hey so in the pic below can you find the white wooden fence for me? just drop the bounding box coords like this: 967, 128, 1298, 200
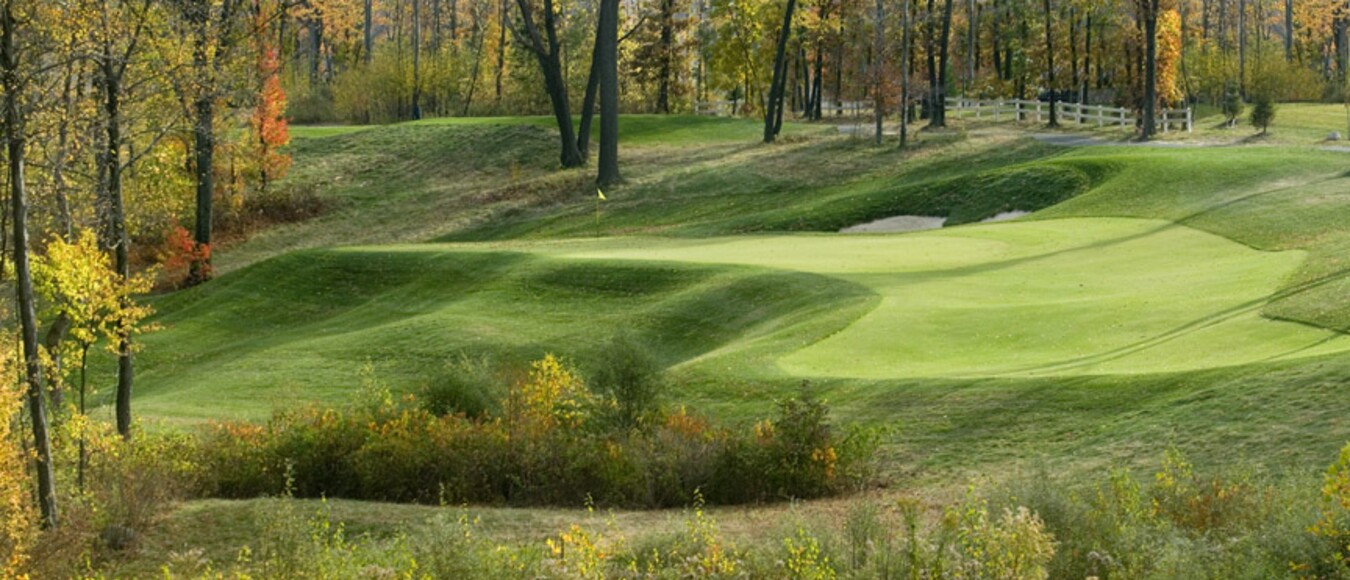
946, 98, 1192, 133
693, 96, 1192, 133
695, 99, 876, 117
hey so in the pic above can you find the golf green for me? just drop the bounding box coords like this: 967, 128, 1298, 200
546, 217, 1347, 377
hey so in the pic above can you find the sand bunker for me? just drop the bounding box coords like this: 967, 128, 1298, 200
840, 215, 946, 233
981, 210, 1030, 223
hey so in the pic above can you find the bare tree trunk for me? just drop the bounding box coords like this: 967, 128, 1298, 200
874, 0, 885, 144
413, 0, 423, 119
365, 0, 374, 63
1142, 0, 1159, 139
932, 0, 954, 126
1044, 0, 1057, 126
495, 0, 507, 105
597, 0, 621, 184
657, 0, 674, 113
966, 0, 975, 95
763, 0, 798, 142
1083, 13, 1092, 101
900, 0, 911, 147
1284, 0, 1292, 61
578, 15, 602, 157
462, 5, 486, 115
1238, 0, 1246, 95
2, 1, 57, 528
515, 0, 583, 166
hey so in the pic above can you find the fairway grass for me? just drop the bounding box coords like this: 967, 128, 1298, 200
131, 215, 1347, 424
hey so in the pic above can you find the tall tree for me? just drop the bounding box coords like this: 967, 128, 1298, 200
873, 0, 885, 144
0, 0, 57, 529
412, 0, 423, 120
763, 0, 798, 142
597, 0, 621, 184
900, 0, 912, 147
93, 0, 156, 439
1141, 0, 1159, 139
170, 0, 247, 286
513, 0, 583, 167
364, 0, 373, 63
1044, 0, 1058, 126
929, 0, 954, 126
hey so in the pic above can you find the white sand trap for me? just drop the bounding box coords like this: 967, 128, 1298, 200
981, 210, 1030, 223
840, 215, 946, 233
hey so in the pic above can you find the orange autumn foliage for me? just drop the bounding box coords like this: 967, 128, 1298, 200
252, 46, 291, 190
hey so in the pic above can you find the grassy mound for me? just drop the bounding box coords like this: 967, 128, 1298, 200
130, 247, 871, 422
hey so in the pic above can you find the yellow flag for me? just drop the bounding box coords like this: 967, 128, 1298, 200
597, 188, 607, 201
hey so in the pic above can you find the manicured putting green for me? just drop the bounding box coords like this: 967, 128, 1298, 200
547, 218, 1348, 377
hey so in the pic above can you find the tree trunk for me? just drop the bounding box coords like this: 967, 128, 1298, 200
516, 0, 583, 166
598, 0, 621, 184
413, 0, 423, 119
1284, 0, 1292, 61
874, 0, 885, 144
966, 0, 975, 95
763, 0, 798, 142
1044, 0, 1057, 126
932, 0, 954, 126
192, 94, 214, 282
100, 54, 135, 438
657, 0, 674, 113
1142, 0, 1159, 139
495, 0, 507, 105
1083, 13, 1092, 101
900, 0, 911, 147
579, 16, 602, 157
925, 0, 937, 116
462, 8, 486, 115
2, 1, 57, 528
365, 0, 374, 63
1238, 0, 1246, 95
834, 21, 843, 115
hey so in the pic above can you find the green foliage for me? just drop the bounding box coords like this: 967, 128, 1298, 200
1222, 82, 1245, 126
420, 353, 500, 418
1251, 93, 1277, 134
586, 333, 666, 429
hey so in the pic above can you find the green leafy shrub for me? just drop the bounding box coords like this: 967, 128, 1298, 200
586, 333, 666, 430
1222, 82, 1245, 127
420, 354, 500, 419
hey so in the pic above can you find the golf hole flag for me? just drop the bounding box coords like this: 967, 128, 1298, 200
597, 188, 607, 201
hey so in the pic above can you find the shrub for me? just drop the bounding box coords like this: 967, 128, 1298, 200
587, 333, 666, 430
420, 353, 500, 418
1222, 82, 1244, 127
1250, 93, 1276, 134
195, 358, 875, 508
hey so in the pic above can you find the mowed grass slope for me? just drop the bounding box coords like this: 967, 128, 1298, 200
123, 116, 1350, 482
132, 247, 871, 422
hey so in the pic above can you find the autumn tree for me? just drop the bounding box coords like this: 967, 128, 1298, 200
1, 0, 58, 529
34, 230, 155, 490
252, 4, 292, 192
86, 0, 160, 439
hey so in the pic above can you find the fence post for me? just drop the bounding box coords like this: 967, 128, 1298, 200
1186, 108, 1193, 133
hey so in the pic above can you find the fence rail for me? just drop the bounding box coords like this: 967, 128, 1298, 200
946, 98, 1192, 133
692, 97, 1192, 133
